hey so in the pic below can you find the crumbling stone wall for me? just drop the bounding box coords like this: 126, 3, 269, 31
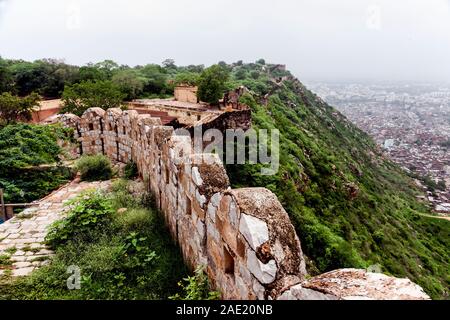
58, 108, 430, 300
174, 85, 199, 104
61, 107, 307, 299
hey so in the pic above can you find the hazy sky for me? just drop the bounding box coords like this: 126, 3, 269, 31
0, 0, 449, 82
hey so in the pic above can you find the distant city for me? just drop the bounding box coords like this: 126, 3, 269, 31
308, 82, 450, 215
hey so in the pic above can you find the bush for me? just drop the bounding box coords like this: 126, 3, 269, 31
124, 161, 138, 179
75, 155, 113, 181
46, 190, 114, 247
0, 123, 74, 203
169, 266, 220, 300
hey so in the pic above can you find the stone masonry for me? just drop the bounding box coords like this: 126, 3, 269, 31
55, 107, 430, 300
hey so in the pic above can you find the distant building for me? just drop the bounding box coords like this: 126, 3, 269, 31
32, 99, 62, 123
174, 85, 198, 104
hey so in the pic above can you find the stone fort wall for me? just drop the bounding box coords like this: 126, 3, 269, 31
56, 107, 430, 300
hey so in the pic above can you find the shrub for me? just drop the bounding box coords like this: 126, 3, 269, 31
75, 154, 113, 181
0, 123, 74, 203
124, 161, 138, 179
46, 190, 114, 247
169, 266, 220, 300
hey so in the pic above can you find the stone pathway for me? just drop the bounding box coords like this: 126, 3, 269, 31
0, 179, 111, 277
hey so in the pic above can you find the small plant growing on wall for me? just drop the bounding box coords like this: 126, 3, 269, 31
169, 266, 220, 300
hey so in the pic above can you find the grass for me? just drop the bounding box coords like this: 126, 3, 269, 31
29, 256, 49, 263
4, 247, 17, 255
0, 254, 12, 268
0, 179, 189, 300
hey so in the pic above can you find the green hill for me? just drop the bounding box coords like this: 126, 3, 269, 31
225, 62, 449, 299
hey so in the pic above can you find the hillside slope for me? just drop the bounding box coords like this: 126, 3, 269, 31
225, 62, 449, 299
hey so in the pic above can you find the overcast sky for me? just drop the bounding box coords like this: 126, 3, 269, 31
0, 0, 449, 82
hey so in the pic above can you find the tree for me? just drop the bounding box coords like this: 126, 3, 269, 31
9, 61, 49, 96
250, 71, 260, 79
112, 69, 145, 100
8, 59, 79, 98
185, 64, 205, 73
235, 69, 247, 80
162, 58, 176, 70
0, 57, 13, 93
139, 64, 168, 95
94, 60, 119, 79
0, 92, 41, 124
78, 65, 108, 82
197, 65, 229, 105
61, 80, 125, 116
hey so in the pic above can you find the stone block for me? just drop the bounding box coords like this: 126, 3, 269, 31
247, 249, 277, 284
239, 213, 269, 251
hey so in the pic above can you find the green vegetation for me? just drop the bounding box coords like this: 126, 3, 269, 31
0, 92, 41, 125
112, 69, 146, 100
124, 161, 139, 180
4, 58, 78, 97
0, 57, 196, 110
197, 65, 230, 105
46, 190, 115, 247
75, 155, 113, 182
61, 80, 125, 116
420, 175, 447, 193
0, 255, 12, 269
0, 180, 189, 300
173, 72, 200, 86
224, 62, 449, 299
1, 56, 448, 299
0, 123, 73, 203
169, 266, 220, 300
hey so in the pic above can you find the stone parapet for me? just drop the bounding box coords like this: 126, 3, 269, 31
57, 107, 430, 300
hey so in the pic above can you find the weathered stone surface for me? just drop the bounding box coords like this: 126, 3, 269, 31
278, 284, 338, 300
239, 213, 269, 251
252, 278, 266, 300
247, 249, 277, 284
210, 193, 221, 208
191, 166, 203, 186
207, 203, 217, 222
302, 269, 431, 300
12, 267, 34, 277
46, 107, 431, 301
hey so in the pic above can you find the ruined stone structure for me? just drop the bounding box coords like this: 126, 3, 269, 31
174, 85, 199, 104
128, 99, 221, 126
56, 107, 430, 300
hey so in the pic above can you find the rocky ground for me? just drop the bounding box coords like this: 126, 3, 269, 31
0, 179, 111, 277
